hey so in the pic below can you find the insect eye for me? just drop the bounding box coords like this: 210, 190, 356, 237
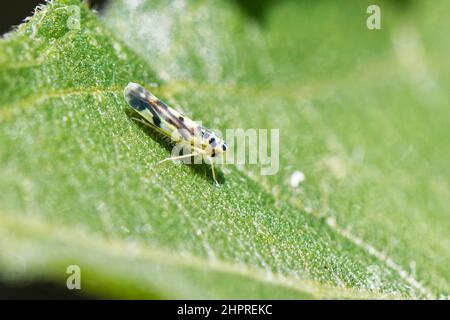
222, 144, 227, 151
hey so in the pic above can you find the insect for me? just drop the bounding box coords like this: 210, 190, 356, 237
123, 82, 227, 185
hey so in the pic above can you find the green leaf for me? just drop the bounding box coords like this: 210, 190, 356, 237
0, 0, 448, 299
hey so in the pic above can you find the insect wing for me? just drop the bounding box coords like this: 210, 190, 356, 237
124, 83, 178, 138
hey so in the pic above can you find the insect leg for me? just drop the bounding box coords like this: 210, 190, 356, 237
210, 161, 220, 186
131, 117, 153, 128
158, 153, 199, 165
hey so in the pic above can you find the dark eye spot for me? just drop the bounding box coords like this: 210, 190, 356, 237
209, 137, 215, 144
178, 116, 184, 122
222, 144, 227, 151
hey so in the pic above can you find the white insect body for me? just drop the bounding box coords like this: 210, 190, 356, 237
124, 82, 227, 185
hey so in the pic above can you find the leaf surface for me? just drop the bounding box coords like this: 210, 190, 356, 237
0, 0, 449, 298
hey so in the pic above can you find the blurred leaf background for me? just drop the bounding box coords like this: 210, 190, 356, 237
0, 0, 449, 299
